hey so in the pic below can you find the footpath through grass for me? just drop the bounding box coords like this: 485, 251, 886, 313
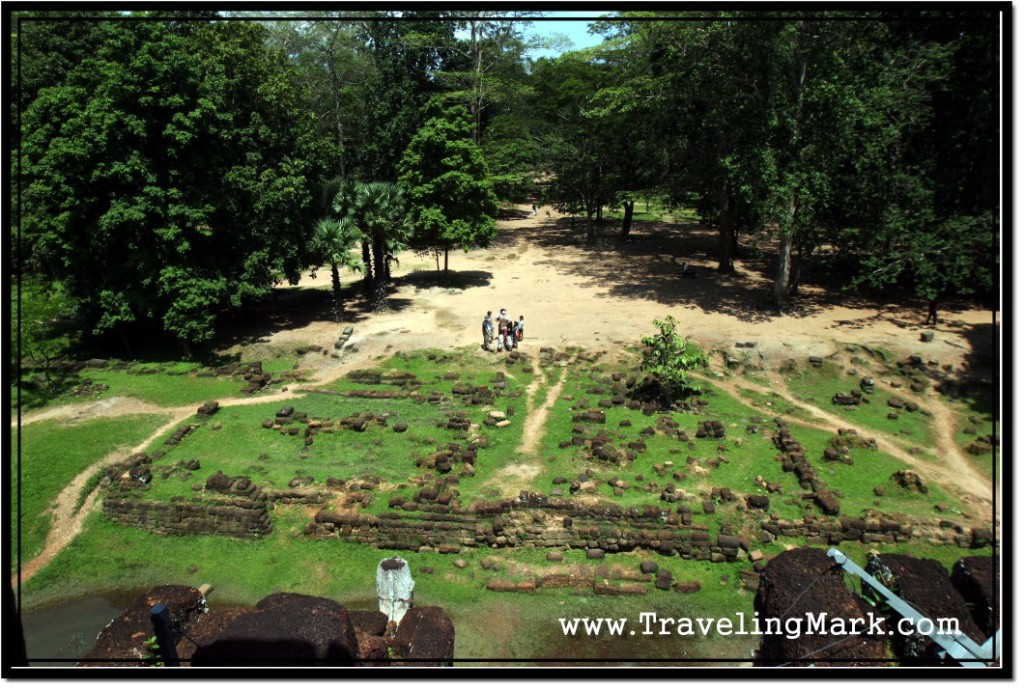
12, 413, 173, 569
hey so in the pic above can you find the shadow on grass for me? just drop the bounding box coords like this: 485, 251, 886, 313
938, 320, 999, 420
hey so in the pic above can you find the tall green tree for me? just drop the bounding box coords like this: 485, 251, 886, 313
310, 217, 363, 321
530, 52, 616, 243
19, 19, 326, 353
333, 181, 408, 312
612, 12, 997, 306
584, 25, 670, 240
13, 11, 113, 114
355, 13, 460, 182
834, 16, 997, 302
604, 17, 772, 266
264, 17, 369, 192
399, 103, 498, 273
437, 11, 534, 144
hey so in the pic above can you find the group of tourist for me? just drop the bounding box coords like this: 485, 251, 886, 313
482, 308, 524, 352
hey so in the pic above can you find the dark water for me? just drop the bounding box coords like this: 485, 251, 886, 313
19, 592, 139, 667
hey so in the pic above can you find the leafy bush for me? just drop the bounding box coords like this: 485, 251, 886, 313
639, 316, 708, 404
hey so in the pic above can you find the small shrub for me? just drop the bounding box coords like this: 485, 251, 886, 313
638, 317, 708, 404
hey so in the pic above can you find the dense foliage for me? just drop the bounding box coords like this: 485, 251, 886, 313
399, 103, 499, 272
12, 10, 1000, 356
18, 18, 325, 353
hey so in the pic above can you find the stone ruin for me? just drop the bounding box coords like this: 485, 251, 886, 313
823, 429, 877, 464
754, 549, 998, 667
772, 419, 841, 516
79, 583, 454, 667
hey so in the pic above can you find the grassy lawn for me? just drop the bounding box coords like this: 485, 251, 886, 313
14, 343, 998, 663
27, 508, 750, 661
12, 414, 174, 568
130, 348, 533, 508
600, 198, 702, 225
784, 360, 937, 452
14, 355, 305, 413
947, 390, 999, 482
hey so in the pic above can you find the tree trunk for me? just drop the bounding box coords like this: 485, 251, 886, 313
371, 233, 388, 311
361, 240, 373, 297
177, 337, 192, 361
330, 261, 343, 321
788, 258, 802, 297
773, 231, 794, 310
443, 248, 449, 273
585, 207, 596, 244
472, 20, 483, 145
619, 200, 635, 240
717, 177, 734, 273
117, 326, 134, 359
332, 88, 346, 180
717, 228, 735, 274
596, 205, 604, 224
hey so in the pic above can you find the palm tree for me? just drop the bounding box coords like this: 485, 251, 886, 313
311, 217, 363, 321
334, 181, 408, 312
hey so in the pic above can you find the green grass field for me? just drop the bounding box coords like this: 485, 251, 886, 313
12, 343, 997, 663
12, 414, 173, 566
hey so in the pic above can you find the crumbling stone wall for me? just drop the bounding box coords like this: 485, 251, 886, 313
759, 515, 990, 550
102, 496, 272, 539
772, 420, 840, 515
102, 467, 272, 539
308, 492, 735, 561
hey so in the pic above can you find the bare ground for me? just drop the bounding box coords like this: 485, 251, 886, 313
13, 203, 999, 584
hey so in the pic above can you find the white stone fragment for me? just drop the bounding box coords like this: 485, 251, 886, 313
377, 556, 415, 624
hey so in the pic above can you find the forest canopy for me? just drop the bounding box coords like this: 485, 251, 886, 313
11, 9, 1001, 356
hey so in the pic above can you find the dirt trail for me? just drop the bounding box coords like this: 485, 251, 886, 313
13, 202, 999, 584
484, 367, 567, 494
13, 396, 173, 428
517, 368, 567, 457
13, 413, 187, 586
694, 370, 995, 515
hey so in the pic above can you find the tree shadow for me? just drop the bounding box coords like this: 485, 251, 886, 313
499, 216, 995, 332
496, 207, 532, 221
393, 269, 494, 291
212, 283, 414, 349
502, 218, 805, 324
934, 318, 999, 420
